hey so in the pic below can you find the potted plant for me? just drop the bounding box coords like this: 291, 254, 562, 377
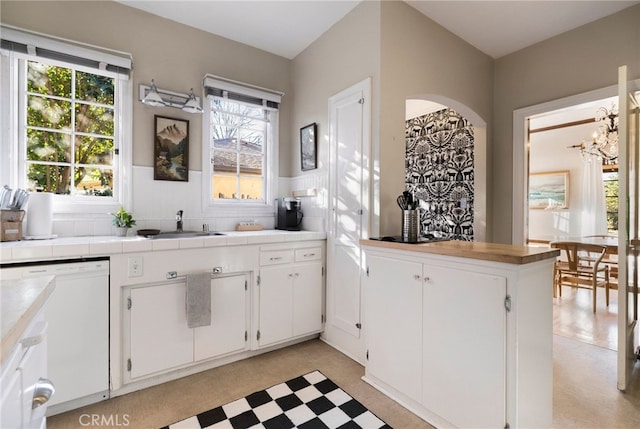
110, 207, 136, 237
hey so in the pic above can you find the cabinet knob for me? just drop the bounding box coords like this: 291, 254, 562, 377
414, 274, 421, 281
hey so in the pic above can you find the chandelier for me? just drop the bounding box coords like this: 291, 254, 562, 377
570, 103, 619, 163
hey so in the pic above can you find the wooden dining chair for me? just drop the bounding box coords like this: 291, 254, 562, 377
583, 235, 619, 302
550, 241, 610, 313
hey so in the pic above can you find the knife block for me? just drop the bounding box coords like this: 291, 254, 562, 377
1, 210, 25, 242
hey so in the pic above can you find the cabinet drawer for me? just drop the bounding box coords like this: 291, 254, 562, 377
260, 250, 294, 266
295, 247, 322, 262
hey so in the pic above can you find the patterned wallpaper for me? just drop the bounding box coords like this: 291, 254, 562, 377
405, 108, 475, 241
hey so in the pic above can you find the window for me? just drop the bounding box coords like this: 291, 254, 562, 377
209, 98, 267, 200
603, 165, 619, 233
25, 60, 116, 197
1, 25, 132, 213
203, 75, 282, 210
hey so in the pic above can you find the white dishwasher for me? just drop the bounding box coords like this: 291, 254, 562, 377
2, 258, 110, 415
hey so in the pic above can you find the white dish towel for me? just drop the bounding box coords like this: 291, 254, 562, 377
186, 272, 211, 328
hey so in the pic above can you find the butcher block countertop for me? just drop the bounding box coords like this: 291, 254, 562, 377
360, 239, 559, 265
1, 275, 55, 365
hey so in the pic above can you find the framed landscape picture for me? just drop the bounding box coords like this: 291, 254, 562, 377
529, 170, 569, 209
154, 115, 189, 182
300, 122, 317, 171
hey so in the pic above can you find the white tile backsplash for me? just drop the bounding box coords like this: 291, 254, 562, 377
47, 166, 328, 237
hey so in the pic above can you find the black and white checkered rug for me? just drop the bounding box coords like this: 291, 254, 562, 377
162, 370, 391, 429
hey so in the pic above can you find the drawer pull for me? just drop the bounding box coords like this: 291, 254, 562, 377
303, 253, 316, 257
32, 378, 55, 409
270, 256, 282, 261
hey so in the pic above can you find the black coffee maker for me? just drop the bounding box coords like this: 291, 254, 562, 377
275, 198, 303, 230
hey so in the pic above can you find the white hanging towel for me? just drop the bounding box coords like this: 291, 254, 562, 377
186, 272, 211, 328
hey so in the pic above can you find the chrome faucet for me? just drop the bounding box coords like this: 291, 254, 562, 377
176, 210, 184, 232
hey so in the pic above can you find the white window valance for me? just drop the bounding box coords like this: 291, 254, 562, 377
203, 74, 283, 109
0, 24, 132, 79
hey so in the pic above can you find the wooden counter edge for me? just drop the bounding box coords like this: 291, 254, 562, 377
1, 275, 56, 366
360, 239, 559, 265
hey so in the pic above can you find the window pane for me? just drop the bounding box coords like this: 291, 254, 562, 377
75, 71, 114, 104
212, 98, 263, 119
27, 129, 71, 163
239, 152, 262, 175
239, 176, 263, 200
212, 175, 237, 199
27, 164, 71, 194
75, 136, 113, 165
213, 151, 237, 173
27, 61, 71, 97
74, 167, 113, 197
27, 95, 72, 129
75, 103, 114, 135
213, 134, 237, 149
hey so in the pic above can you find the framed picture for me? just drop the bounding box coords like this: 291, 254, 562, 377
300, 122, 317, 171
529, 170, 569, 209
154, 115, 189, 182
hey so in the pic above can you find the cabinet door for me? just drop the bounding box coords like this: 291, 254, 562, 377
366, 254, 423, 401
129, 282, 193, 379
194, 275, 248, 361
1, 367, 21, 429
292, 261, 323, 337
422, 265, 506, 428
258, 266, 293, 346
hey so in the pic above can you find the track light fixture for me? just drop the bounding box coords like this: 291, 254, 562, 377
139, 80, 203, 113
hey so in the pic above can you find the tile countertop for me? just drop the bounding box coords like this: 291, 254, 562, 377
1, 275, 55, 365
0, 230, 326, 264
361, 239, 560, 265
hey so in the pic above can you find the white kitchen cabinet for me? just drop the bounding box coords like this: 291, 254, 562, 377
366, 254, 423, 400
127, 273, 249, 380
258, 247, 323, 347
129, 281, 194, 379
362, 244, 553, 429
1, 344, 24, 429
194, 274, 249, 361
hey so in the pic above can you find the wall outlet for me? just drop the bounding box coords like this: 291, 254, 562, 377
128, 256, 143, 277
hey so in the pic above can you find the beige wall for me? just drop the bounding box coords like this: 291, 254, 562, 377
5, 1, 637, 241
378, 0, 493, 235
1, 0, 293, 174
493, 4, 640, 243
290, 0, 381, 177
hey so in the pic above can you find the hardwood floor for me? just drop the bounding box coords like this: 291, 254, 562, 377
553, 285, 620, 350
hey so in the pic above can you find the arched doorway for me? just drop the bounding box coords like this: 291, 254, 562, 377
406, 96, 487, 241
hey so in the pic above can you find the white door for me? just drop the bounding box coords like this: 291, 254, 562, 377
617, 65, 640, 390
422, 265, 506, 428
327, 78, 371, 351
194, 274, 248, 361
129, 282, 194, 379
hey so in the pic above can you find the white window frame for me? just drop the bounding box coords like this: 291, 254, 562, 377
0, 25, 132, 215
201, 75, 281, 218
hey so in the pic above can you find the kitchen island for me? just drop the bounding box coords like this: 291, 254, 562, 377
360, 239, 558, 429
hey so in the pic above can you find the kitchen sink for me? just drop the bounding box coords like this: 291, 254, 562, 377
148, 231, 225, 239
